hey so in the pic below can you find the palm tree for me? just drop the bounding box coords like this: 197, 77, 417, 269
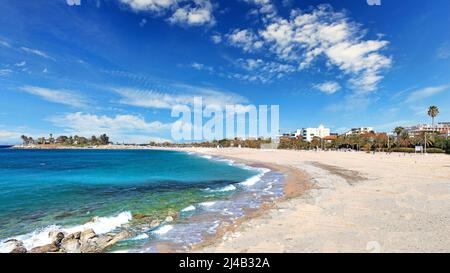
428, 106, 439, 126
21, 135, 28, 145
399, 131, 412, 147
393, 127, 405, 147
393, 127, 404, 136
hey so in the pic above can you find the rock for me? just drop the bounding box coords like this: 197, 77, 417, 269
133, 213, 147, 219
60, 238, 81, 253
106, 230, 131, 246
89, 216, 100, 222
10, 246, 27, 253
164, 216, 174, 222
4, 239, 26, 253
80, 229, 96, 242
150, 220, 161, 228
79, 230, 131, 253
73, 231, 81, 240
167, 210, 178, 219
79, 241, 101, 253
49, 231, 65, 244
30, 242, 60, 253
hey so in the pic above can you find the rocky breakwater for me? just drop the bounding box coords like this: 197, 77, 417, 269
4, 210, 179, 253
4, 229, 131, 253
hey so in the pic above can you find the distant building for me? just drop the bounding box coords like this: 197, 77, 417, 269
345, 127, 374, 136
405, 122, 450, 136
322, 135, 338, 143
300, 124, 331, 142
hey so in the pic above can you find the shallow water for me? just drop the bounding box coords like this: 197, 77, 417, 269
0, 149, 284, 252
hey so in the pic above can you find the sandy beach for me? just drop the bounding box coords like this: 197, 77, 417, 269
175, 148, 450, 253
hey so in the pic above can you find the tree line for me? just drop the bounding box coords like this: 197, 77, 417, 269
20, 134, 110, 146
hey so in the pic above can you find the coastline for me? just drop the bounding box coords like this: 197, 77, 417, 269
4, 147, 450, 252
0, 148, 306, 253
184, 156, 313, 252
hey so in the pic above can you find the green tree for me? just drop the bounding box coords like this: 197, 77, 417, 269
398, 131, 412, 147
20, 135, 28, 145
56, 136, 68, 144
99, 134, 110, 145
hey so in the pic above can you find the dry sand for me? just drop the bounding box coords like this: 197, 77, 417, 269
181, 148, 450, 253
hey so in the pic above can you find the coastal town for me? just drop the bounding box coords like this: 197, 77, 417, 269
14, 106, 450, 155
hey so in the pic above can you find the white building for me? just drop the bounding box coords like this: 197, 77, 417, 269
405, 122, 450, 136
300, 124, 331, 142
345, 127, 374, 136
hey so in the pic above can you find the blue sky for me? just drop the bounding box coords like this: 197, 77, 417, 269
1, 0, 450, 144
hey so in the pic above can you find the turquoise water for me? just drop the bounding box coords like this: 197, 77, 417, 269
0, 149, 259, 248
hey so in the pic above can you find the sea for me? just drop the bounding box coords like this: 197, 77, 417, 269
0, 149, 285, 252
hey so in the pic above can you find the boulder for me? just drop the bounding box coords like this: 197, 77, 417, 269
80, 229, 96, 242
79, 230, 131, 253
150, 220, 161, 228
49, 231, 65, 244
164, 216, 174, 222
167, 210, 178, 219
73, 231, 81, 240
133, 213, 147, 219
10, 246, 27, 253
4, 239, 27, 253
30, 242, 60, 253
60, 238, 81, 253
106, 230, 131, 246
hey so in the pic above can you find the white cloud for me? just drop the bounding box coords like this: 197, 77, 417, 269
406, 85, 450, 103
313, 81, 341, 94
0, 130, 22, 143
119, 0, 215, 26
189, 62, 213, 72
0, 69, 13, 76
437, 42, 450, 60
0, 40, 11, 48
139, 18, 147, 26
229, 58, 296, 83
227, 29, 263, 52
225, 4, 391, 92
21, 47, 53, 60
15, 61, 26, 67
118, 0, 177, 12
211, 34, 222, 44
114, 84, 248, 109
50, 112, 172, 144
168, 0, 214, 26
243, 0, 277, 20
21, 86, 88, 108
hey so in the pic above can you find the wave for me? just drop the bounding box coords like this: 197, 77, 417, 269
205, 184, 237, 192
240, 168, 270, 187
130, 233, 149, 241
152, 225, 173, 235
181, 205, 196, 212
199, 201, 216, 207
0, 211, 132, 252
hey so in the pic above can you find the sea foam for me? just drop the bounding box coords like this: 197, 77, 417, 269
152, 225, 173, 235
181, 205, 196, 212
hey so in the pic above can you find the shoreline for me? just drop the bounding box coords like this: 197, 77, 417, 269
177, 148, 450, 253
1, 148, 304, 253
3, 147, 450, 252
183, 154, 313, 252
